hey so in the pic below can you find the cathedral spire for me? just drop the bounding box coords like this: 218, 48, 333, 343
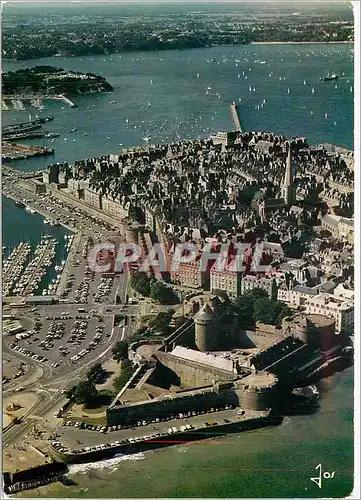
283, 142, 292, 187
281, 141, 296, 205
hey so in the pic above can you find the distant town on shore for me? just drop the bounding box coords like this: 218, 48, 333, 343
2, 7, 353, 61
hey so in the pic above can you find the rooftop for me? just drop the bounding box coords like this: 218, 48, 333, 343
171, 346, 235, 373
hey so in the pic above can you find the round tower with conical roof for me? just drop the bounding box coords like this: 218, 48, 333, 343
194, 303, 214, 352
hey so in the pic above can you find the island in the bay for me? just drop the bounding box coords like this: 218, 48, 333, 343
2, 66, 113, 98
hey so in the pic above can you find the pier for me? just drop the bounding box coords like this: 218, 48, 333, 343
56, 232, 83, 297
230, 102, 242, 132
2, 142, 54, 162
52, 94, 77, 108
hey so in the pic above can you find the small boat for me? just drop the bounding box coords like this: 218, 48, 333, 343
311, 88, 315, 94
109, 100, 117, 104
323, 73, 338, 82
69, 128, 77, 133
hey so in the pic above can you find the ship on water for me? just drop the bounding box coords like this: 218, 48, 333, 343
14, 201, 25, 209
322, 73, 339, 82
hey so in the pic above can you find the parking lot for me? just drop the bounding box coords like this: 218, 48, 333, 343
52, 405, 259, 454
6, 307, 114, 374
61, 254, 119, 307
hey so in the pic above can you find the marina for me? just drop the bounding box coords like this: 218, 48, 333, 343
12, 236, 57, 296
2, 242, 32, 297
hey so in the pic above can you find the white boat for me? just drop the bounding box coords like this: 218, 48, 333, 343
44, 219, 49, 224
312, 88, 315, 94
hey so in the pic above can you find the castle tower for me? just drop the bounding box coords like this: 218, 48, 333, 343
194, 303, 214, 352
281, 142, 296, 206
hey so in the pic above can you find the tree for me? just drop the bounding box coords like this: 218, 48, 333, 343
130, 272, 151, 296
234, 288, 290, 327
87, 362, 106, 384
112, 340, 128, 361
66, 385, 77, 400
72, 380, 98, 407
150, 281, 178, 304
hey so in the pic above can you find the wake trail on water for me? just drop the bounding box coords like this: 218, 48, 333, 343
67, 452, 147, 475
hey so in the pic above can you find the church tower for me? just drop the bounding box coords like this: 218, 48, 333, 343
281, 142, 296, 206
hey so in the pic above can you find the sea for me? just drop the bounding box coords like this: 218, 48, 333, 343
2, 38, 354, 498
